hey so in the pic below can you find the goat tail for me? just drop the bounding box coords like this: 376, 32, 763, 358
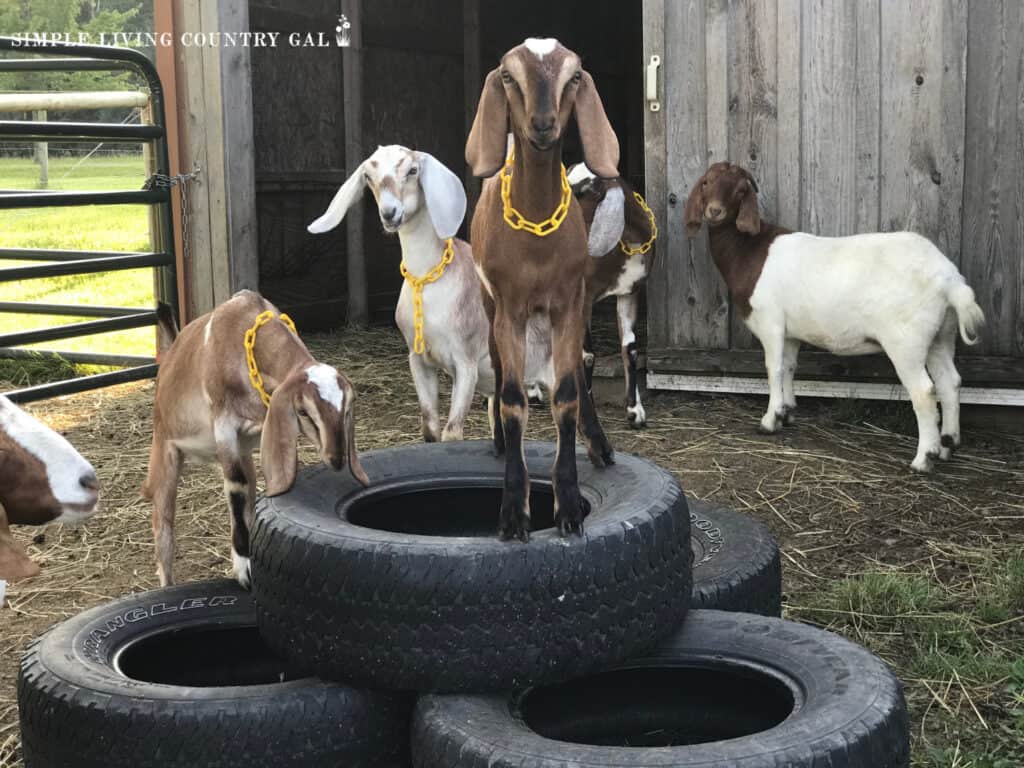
155, 302, 179, 354
948, 281, 985, 346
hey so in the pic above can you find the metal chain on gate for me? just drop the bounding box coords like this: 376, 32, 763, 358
144, 165, 202, 266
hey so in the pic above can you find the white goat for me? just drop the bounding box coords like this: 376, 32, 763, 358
308, 144, 554, 442
685, 162, 985, 473
143, 292, 367, 589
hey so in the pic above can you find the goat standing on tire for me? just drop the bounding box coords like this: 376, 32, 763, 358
466, 38, 617, 541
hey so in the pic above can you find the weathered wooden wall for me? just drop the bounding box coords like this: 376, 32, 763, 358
647, 0, 1024, 385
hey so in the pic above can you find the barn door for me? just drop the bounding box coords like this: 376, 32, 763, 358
642, 0, 732, 384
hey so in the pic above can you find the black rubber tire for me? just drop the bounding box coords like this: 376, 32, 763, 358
412, 610, 910, 768
17, 580, 411, 768
689, 500, 782, 616
252, 440, 692, 693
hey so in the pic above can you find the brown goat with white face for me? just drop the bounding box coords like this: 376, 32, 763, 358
0, 395, 99, 591
143, 290, 367, 588
466, 38, 618, 541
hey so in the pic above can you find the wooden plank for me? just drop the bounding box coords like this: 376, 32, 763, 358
705, 0, 728, 164
938, 0, 968, 264
218, 0, 259, 294
342, 0, 367, 326
646, 348, 1024, 387
775, 0, 800, 229
198, 0, 231, 307
462, 0, 481, 221
174, 0, 213, 318
961, 0, 1024, 357
800, 0, 857, 236
854, 0, 880, 233
647, 373, 1024, 407
879, 0, 966, 264
727, 0, 776, 351
642, 0, 668, 350
661, 0, 730, 350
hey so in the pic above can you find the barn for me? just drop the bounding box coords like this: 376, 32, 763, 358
152, 0, 1024, 407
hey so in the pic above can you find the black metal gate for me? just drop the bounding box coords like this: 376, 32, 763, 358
0, 36, 178, 404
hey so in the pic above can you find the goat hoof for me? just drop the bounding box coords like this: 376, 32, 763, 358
627, 403, 647, 428
555, 493, 589, 537
782, 409, 796, 426
232, 551, 252, 590
910, 456, 934, 474
757, 422, 782, 435
498, 506, 530, 543
938, 446, 952, 461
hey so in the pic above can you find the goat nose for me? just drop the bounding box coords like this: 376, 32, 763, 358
381, 206, 398, 221
80, 471, 99, 492
706, 204, 724, 218
531, 114, 555, 133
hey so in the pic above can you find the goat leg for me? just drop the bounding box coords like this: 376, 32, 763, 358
494, 306, 530, 541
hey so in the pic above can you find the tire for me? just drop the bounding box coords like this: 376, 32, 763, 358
18, 580, 411, 768
412, 610, 909, 768
252, 440, 691, 693
689, 500, 782, 616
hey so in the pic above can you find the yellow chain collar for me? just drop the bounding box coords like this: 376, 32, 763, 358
400, 238, 455, 355
500, 151, 571, 236
244, 310, 297, 407
620, 191, 658, 256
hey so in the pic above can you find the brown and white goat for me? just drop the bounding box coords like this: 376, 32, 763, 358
466, 37, 618, 540
685, 162, 985, 472
0, 395, 99, 592
570, 164, 657, 428
143, 290, 368, 588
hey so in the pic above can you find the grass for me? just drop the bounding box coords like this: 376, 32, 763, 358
0, 154, 156, 377
793, 555, 1024, 767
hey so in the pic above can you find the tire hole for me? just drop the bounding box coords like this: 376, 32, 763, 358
346, 482, 558, 536
519, 663, 795, 746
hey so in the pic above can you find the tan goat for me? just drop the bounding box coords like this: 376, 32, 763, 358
143, 290, 367, 588
466, 37, 618, 541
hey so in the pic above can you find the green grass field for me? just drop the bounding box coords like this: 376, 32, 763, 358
0, 154, 155, 383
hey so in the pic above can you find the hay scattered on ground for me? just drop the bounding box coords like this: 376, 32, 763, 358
1, 326, 1022, 767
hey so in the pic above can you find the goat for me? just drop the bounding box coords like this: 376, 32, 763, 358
685, 161, 985, 473
569, 163, 657, 428
308, 145, 553, 443
143, 291, 368, 588
0, 395, 99, 595
466, 37, 618, 540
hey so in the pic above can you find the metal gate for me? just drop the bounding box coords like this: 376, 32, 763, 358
0, 36, 178, 404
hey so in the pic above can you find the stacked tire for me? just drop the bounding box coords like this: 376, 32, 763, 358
18, 441, 908, 767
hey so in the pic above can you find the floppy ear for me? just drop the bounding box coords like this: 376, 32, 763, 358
466, 68, 508, 178
417, 152, 467, 239
736, 186, 761, 235
260, 381, 299, 496
587, 185, 625, 257
307, 161, 367, 234
684, 175, 706, 238
574, 71, 620, 179
343, 401, 370, 487
0, 502, 40, 582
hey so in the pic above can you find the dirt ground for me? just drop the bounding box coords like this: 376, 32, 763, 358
1, 326, 1022, 767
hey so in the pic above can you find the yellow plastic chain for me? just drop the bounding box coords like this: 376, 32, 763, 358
400, 238, 455, 355
244, 310, 297, 407
500, 152, 571, 237
620, 191, 658, 256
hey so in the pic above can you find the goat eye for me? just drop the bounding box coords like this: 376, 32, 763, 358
297, 408, 309, 419
407, 166, 418, 177
572, 71, 582, 83
500, 71, 513, 84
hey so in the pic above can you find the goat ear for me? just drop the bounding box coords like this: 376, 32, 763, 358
260, 380, 299, 497
343, 400, 370, 487
466, 68, 508, 178
736, 187, 761, 235
684, 175, 705, 238
587, 185, 625, 257
574, 71, 620, 179
307, 162, 367, 234
0, 502, 40, 582
417, 152, 467, 239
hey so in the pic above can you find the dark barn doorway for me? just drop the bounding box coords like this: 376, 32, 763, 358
250, 1, 644, 333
